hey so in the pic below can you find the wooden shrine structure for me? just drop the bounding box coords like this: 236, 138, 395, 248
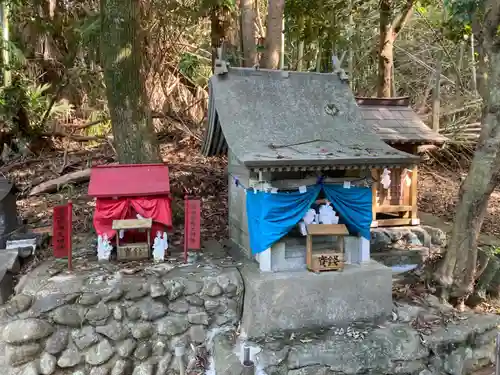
355, 97, 448, 227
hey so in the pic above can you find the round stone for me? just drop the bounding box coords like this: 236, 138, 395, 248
156, 353, 173, 375
51, 306, 85, 327
102, 286, 123, 302
204, 299, 219, 311
3, 318, 54, 344
164, 280, 184, 300
79, 293, 101, 306
124, 286, 148, 301
137, 299, 168, 321
169, 299, 189, 313
85, 339, 115, 366
185, 295, 204, 306
96, 321, 129, 341
156, 316, 189, 336
72, 326, 99, 350
150, 283, 166, 298
45, 329, 69, 355
152, 340, 168, 357
132, 363, 154, 375
132, 322, 154, 339
18, 362, 39, 375
90, 366, 110, 375
39, 352, 57, 375
126, 305, 141, 321
6, 342, 41, 366
202, 280, 222, 297
182, 280, 202, 295
57, 344, 82, 368
189, 325, 207, 344
187, 311, 209, 325
112, 359, 133, 375
6, 294, 32, 315
117, 338, 137, 357
86, 303, 110, 325
134, 341, 151, 361
113, 306, 124, 321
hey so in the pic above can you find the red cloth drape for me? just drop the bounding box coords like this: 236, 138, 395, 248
93, 195, 172, 240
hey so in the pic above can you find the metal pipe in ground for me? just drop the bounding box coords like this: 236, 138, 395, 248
175, 345, 185, 375
242, 346, 255, 375
496, 331, 500, 375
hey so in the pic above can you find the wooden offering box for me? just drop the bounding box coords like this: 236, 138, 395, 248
306, 224, 349, 272
112, 218, 152, 261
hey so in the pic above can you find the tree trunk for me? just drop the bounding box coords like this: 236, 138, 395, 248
210, 6, 237, 70
377, 0, 415, 98
261, 0, 284, 69
100, 0, 161, 164
377, 0, 393, 98
296, 17, 305, 72
240, 0, 256, 67
436, 0, 500, 303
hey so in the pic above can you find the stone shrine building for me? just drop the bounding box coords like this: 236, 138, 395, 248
202, 67, 420, 337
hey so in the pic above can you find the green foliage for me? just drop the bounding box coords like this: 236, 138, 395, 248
443, 0, 483, 42
85, 110, 111, 147
0, 74, 73, 136
178, 52, 210, 87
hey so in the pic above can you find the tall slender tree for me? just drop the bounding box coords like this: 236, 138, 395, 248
261, 0, 284, 69
100, 0, 161, 164
377, 0, 416, 97
436, 0, 500, 308
240, 0, 256, 67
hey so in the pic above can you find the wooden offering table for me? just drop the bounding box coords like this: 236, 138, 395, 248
306, 224, 349, 272
112, 218, 152, 261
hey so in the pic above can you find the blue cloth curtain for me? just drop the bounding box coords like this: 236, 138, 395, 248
246, 184, 372, 254
322, 185, 372, 240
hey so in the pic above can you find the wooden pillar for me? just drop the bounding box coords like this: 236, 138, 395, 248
371, 169, 378, 227
410, 165, 419, 225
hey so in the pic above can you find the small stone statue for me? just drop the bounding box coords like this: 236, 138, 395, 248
152, 232, 164, 262
97, 234, 112, 261
152, 231, 169, 262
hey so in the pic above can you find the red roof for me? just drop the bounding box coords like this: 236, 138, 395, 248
88, 164, 170, 198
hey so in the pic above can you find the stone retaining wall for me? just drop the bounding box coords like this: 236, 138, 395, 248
0, 262, 243, 375
213, 295, 500, 375
370, 226, 447, 268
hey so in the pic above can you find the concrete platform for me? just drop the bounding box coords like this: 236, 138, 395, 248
239, 260, 392, 338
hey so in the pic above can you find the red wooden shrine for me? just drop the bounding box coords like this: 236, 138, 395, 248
87, 164, 173, 245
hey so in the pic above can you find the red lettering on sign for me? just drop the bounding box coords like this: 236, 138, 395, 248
184, 197, 201, 263
52, 202, 73, 270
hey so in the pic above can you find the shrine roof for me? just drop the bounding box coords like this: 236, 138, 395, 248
202, 68, 419, 169
355, 97, 448, 145
88, 164, 170, 198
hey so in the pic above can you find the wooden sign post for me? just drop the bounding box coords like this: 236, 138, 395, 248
53, 201, 73, 271
184, 196, 201, 263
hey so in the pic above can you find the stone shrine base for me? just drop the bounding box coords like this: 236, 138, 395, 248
240, 260, 392, 338
214, 295, 500, 375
